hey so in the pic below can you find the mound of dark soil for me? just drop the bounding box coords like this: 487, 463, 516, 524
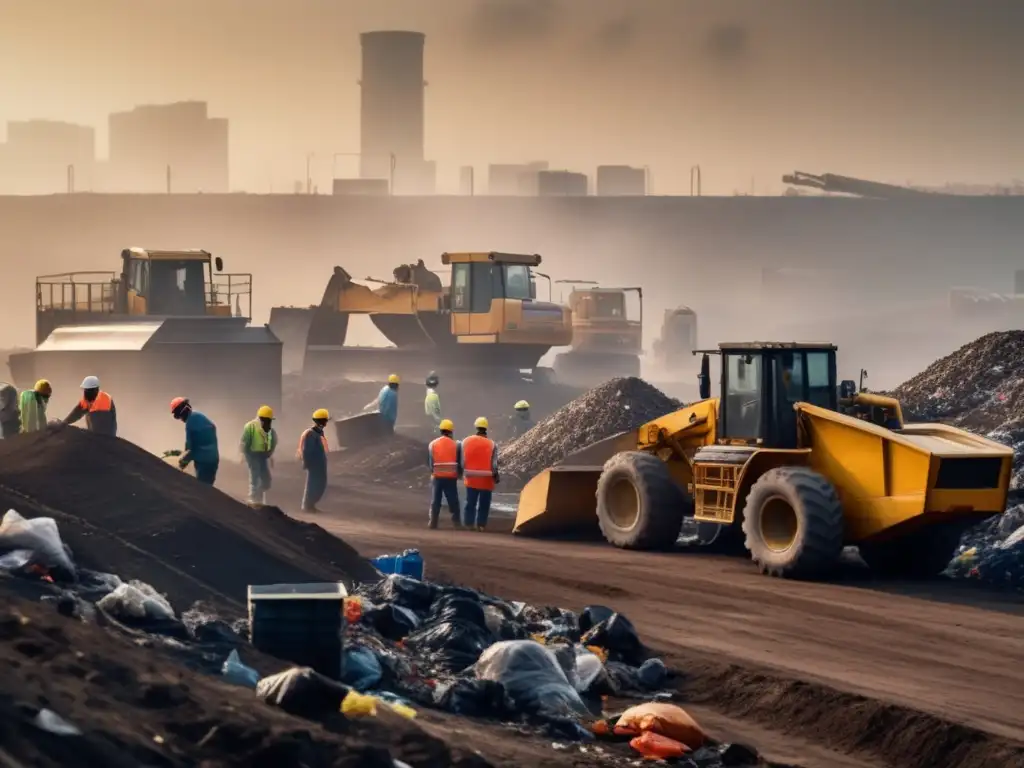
0, 427, 380, 610
499, 378, 680, 485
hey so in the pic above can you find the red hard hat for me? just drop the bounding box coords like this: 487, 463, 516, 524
170, 396, 189, 414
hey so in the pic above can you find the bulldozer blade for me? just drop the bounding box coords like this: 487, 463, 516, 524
268, 306, 317, 375
513, 465, 604, 536
333, 412, 393, 449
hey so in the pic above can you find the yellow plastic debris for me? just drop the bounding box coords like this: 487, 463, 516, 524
341, 690, 417, 720
586, 645, 609, 663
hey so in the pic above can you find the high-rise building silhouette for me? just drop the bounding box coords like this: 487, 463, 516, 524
359, 31, 433, 194
0, 120, 95, 194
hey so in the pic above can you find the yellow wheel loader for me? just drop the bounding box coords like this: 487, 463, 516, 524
552, 283, 643, 385
269, 252, 573, 381
515, 341, 1013, 579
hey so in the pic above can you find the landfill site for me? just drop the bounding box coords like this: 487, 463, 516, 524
4, 236, 1024, 768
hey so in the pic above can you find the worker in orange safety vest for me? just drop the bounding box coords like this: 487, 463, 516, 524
63, 375, 117, 436
461, 417, 499, 532
427, 418, 463, 530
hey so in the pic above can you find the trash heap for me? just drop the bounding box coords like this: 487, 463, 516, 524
947, 505, 1024, 589
500, 378, 681, 486
331, 433, 430, 487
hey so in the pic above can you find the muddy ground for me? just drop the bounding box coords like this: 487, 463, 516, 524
214, 458, 1024, 768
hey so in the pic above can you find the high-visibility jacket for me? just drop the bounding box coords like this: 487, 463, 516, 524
18, 389, 47, 433
68, 391, 117, 436
462, 434, 497, 490
428, 435, 462, 479
240, 419, 277, 455
424, 388, 442, 426
298, 426, 329, 467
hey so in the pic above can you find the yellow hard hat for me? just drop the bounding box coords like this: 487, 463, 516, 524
439, 418, 454, 432
514, 400, 530, 410
474, 416, 489, 429
312, 408, 330, 421
388, 374, 400, 384
34, 379, 52, 396
257, 405, 274, 419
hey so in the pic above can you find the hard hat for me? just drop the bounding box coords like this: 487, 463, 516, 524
34, 379, 52, 396
170, 396, 189, 414
474, 416, 489, 429
439, 418, 454, 432
514, 400, 530, 410
257, 405, 275, 419
80, 375, 100, 390
426, 371, 439, 386
312, 408, 330, 421
388, 374, 400, 384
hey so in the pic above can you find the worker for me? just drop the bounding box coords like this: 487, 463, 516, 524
19, 380, 52, 434
62, 376, 117, 437
510, 400, 533, 438
427, 418, 463, 530
424, 371, 442, 429
240, 405, 277, 505
462, 417, 499, 532
376, 374, 400, 432
0, 382, 19, 438
298, 408, 330, 512
170, 397, 220, 485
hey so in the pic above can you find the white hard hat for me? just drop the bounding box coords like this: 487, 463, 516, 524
80, 375, 100, 389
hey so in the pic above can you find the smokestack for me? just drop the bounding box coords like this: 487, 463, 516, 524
1015, 270, 1024, 296
359, 31, 425, 183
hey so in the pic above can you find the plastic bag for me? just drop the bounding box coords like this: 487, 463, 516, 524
630, 731, 689, 759
427, 595, 489, 629
97, 580, 175, 620
359, 575, 437, 614
579, 605, 614, 635
343, 646, 383, 691
256, 667, 350, 719
580, 612, 644, 665
222, 649, 260, 688
637, 658, 668, 689
342, 690, 417, 719
574, 646, 604, 692
472, 640, 590, 718
0, 510, 75, 578
616, 702, 705, 749
363, 603, 421, 640
0, 549, 33, 572
404, 619, 492, 672
484, 604, 529, 641
433, 678, 514, 717
181, 608, 245, 646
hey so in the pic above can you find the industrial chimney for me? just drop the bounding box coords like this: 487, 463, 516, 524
359, 31, 426, 186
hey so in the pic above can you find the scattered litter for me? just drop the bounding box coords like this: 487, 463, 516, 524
222, 649, 260, 688
31, 708, 82, 736
472, 640, 590, 718
614, 702, 706, 749
342, 690, 417, 720
256, 666, 350, 719
372, 549, 425, 581
97, 580, 175, 621
343, 646, 384, 690
0, 509, 75, 580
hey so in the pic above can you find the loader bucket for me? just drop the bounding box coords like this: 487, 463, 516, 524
513, 429, 640, 536
268, 306, 318, 374
333, 412, 393, 448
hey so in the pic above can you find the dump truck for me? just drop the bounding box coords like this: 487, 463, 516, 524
269, 252, 573, 382
7, 248, 282, 449
514, 341, 1012, 579
551, 282, 643, 384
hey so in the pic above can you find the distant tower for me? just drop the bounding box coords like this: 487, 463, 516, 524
359, 31, 425, 184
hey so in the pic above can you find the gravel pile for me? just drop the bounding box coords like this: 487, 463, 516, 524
499, 378, 681, 484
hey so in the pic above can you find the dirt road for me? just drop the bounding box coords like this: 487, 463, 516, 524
219, 464, 1024, 768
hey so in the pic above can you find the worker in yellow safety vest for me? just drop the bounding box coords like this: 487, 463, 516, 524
298, 408, 330, 512
424, 371, 442, 429
19, 379, 52, 434
240, 405, 277, 505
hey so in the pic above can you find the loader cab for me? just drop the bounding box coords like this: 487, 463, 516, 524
119, 248, 225, 317
717, 342, 838, 449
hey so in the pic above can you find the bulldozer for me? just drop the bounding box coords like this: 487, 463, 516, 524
514, 341, 1012, 579
7, 248, 282, 448
552, 282, 643, 385
269, 252, 573, 382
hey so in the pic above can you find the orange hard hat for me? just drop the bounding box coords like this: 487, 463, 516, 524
170, 397, 189, 415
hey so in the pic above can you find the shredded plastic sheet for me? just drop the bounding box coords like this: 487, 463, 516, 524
0, 509, 75, 577
222, 649, 260, 688
472, 640, 590, 718
96, 580, 175, 620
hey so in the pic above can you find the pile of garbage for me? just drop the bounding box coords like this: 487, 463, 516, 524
947, 506, 1024, 589
500, 378, 681, 486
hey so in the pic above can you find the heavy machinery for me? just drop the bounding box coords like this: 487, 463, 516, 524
782, 170, 939, 199
651, 307, 698, 373
269, 252, 573, 381
7, 248, 282, 448
552, 282, 643, 384
514, 341, 1012, 580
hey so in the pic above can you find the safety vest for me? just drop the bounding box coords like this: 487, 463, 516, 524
462, 434, 496, 490
18, 390, 46, 433
429, 435, 459, 479
79, 391, 112, 412
242, 420, 275, 453
297, 427, 329, 458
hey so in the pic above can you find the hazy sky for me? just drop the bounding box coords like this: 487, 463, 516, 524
2, 0, 1023, 194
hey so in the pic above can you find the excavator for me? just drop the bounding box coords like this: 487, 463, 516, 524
551, 282, 643, 384
7, 248, 282, 448
781, 170, 939, 199
269, 252, 573, 382
514, 341, 1012, 580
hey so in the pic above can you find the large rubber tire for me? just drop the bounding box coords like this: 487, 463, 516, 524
596, 451, 692, 550
858, 523, 964, 579
742, 467, 844, 579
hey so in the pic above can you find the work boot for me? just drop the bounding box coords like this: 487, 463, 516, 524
475, 525, 486, 532
428, 518, 439, 530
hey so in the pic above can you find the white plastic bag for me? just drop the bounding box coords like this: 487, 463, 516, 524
573, 646, 604, 692
0, 510, 75, 576
97, 580, 174, 620
472, 640, 589, 718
